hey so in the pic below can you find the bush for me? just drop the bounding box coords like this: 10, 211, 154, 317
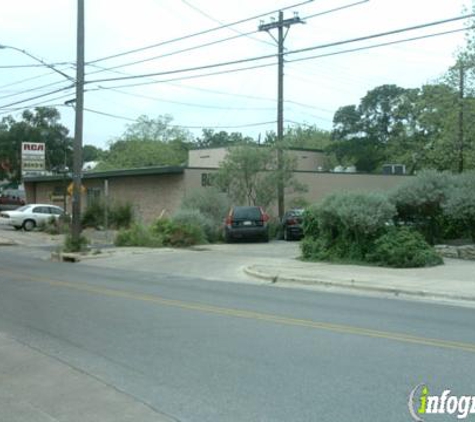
114, 223, 162, 247
151, 218, 207, 247
302, 191, 396, 261
81, 201, 104, 228
109, 202, 134, 229
389, 170, 451, 244
172, 209, 216, 242
367, 227, 443, 268
180, 188, 230, 224
63, 233, 89, 253
82, 201, 134, 229
442, 172, 475, 241
38, 215, 70, 235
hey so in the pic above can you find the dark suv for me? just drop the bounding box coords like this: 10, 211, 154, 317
281, 208, 304, 241
224, 206, 270, 243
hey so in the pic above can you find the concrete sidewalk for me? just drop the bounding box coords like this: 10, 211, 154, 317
0, 333, 175, 422
245, 258, 475, 304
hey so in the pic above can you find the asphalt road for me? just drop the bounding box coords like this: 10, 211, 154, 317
1, 245, 475, 421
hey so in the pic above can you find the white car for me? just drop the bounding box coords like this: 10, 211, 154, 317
0, 204, 65, 231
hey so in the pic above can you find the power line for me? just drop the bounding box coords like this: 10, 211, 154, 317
85, 14, 474, 85
85, 30, 261, 77
0, 85, 74, 109
302, 0, 369, 20
86, 0, 315, 65
0, 80, 73, 101
0, 61, 72, 69
90, 62, 276, 90
287, 26, 472, 64
84, 1, 364, 78
101, 87, 276, 111
181, 0, 274, 47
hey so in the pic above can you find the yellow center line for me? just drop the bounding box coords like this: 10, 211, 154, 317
2, 267, 475, 354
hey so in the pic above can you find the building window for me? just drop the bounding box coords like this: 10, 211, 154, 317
86, 187, 101, 206
201, 173, 213, 187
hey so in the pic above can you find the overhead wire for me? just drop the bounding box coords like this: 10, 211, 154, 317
180, 0, 275, 47
84, 14, 474, 85
86, 0, 315, 65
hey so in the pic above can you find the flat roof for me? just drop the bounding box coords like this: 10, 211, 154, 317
23, 166, 185, 183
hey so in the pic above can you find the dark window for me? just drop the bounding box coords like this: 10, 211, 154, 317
48, 207, 63, 215
233, 206, 262, 220
32, 206, 50, 214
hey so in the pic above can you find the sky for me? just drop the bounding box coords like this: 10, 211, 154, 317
0, 0, 473, 149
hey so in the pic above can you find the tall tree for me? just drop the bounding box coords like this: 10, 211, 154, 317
214, 144, 306, 209
0, 107, 72, 183
97, 115, 192, 170
195, 129, 254, 148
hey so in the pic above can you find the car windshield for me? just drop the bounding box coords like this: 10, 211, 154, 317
233, 207, 262, 220
290, 209, 304, 216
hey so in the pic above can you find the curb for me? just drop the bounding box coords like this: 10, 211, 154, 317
0, 238, 16, 246
244, 266, 475, 304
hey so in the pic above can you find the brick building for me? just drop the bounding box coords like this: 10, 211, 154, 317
23, 147, 408, 223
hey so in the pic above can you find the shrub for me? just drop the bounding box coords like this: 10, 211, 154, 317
180, 188, 230, 224
442, 172, 475, 241
63, 233, 89, 253
81, 201, 104, 228
114, 223, 161, 247
367, 227, 443, 268
38, 215, 70, 235
389, 170, 451, 244
302, 191, 396, 261
109, 202, 134, 229
172, 209, 216, 242
151, 218, 206, 247
82, 201, 134, 229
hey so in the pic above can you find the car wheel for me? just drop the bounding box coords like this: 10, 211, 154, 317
22, 219, 36, 232
225, 233, 233, 243
262, 232, 269, 243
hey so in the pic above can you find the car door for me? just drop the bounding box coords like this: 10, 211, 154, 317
31, 206, 52, 225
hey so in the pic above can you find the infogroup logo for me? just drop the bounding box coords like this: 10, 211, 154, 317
408, 384, 475, 421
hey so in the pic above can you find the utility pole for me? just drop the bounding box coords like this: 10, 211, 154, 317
71, 0, 85, 248
259, 12, 304, 218
458, 63, 465, 173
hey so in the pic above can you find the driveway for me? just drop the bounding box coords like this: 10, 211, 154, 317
0, 222, 301, 283
82, 241, 302, 284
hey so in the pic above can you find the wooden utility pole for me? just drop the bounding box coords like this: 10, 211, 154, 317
259, 12, 304, 218
71, 0, 85, 247
458, 63, 465, 173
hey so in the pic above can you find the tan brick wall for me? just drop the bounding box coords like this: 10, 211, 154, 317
184, 168, 409, 216
288, 150, 326, 172
26, 173, 186, 225
188, 147, 326, 171
188, 148, 228, 168
25, 170, 410, 223
102, 174, 184, 224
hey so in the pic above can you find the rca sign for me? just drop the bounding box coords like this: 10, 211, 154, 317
22, 142, 46, 175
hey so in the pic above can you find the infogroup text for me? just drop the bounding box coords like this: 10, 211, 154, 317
409, 384, 475, 421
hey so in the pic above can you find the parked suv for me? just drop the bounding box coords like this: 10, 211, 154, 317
224, 206, 270, 243
281, 208, 305, 241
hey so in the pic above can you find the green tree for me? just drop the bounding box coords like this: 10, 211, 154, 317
214, 144, 306, 209
0, 107, 72, 182
97, 115, 192, 170
82, 145, 105, 162
195, 129, 253, 148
